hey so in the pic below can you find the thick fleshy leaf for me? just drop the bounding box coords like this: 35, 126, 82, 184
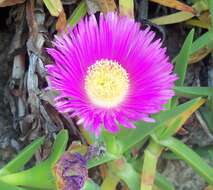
163, 146, 213, 161
191, 30, 213, 54
208, 0, 213, 30
158, 137, 213, 185
0, 137, 44, 176
150, 0, 195, 14
48, 129, 69, 164
86, 0, 116, 13
175, 86, 213, 98
0, 131, 68, 190
157, 98, 205, 139
101, 173, 120, 190
116, 122, 155, 153
189, 45, 212, 64
109, 157, 140, 190
117, 98, 204, 153
155, 173, 175, 190
83, 179, 100, 190
87, 152, 117, 169
171, 29, 194, 107
119, 0, 134, 18
68, 0, 87, 28
43, 0, 63, 16
0, 180, 28, 190
193, 0, 208, 13
199, 96, 213, 132
0, 0, 24, 7
174, 29, 194, 86
151, 12, 194, 25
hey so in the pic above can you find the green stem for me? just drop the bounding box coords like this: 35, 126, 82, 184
140, 139, 163, 190
101, 172, 120, 190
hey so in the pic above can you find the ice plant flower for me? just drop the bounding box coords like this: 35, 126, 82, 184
47, 12, 177, 136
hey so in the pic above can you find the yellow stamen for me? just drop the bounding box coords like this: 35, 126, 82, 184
85, 59, 129, 108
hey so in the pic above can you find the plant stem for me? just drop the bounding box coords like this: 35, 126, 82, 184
101, 172, 120, 190
140, 139, 163, 190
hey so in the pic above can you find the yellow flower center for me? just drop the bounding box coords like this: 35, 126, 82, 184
85, 59, 129, 108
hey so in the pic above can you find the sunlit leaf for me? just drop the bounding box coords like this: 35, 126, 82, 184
158, 97, 205, 139
119, 0, 134, 18
0, 137, 44, 176
151, 12, 194, 25
150, 0, 196, 14
68, 0, 87, 28
117, 98, 204, 153
154, 97, 204, 137
0, 0, 24, 7
43, 0, 63, 16
193, 0, 209, 13
95, 0, 116, 13
186, 18, 210, 29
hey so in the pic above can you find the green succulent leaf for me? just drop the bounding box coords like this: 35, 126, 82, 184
48, 129, 69, 164
191, 30, 213, 54
101, 173, 120, 190
68, 0, 87, 28
0, 130, 68, 190
174, 29, 194, 83
43, 0, 63, 16
155, 173, 175, 190
83, 179, 100, 190
88, 152, 117, 169
0, 137, 44, 176
208, 0, 213, 30
158, 137, 213, 185
151, 12, 194, 25
0, 180, 29, 190
109, 157, 140, 190
172, 29, 194, 107
116, 98, 205, 153
175, 86, 213, 98
119, 0, 134, 17
162, 145, 213, 161
156, 98, 205, 139
116, 122, 155, 153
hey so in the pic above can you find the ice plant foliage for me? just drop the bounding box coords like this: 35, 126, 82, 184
47, 12, 177, 136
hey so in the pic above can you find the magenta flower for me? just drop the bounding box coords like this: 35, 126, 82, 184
47, 12, 177, 136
